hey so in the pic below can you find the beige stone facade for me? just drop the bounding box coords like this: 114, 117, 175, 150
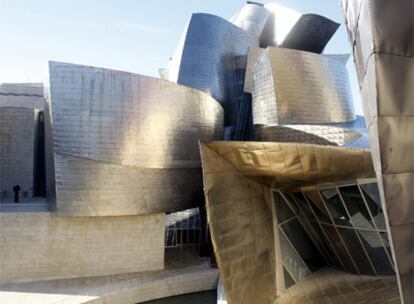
0, 212, 165, 284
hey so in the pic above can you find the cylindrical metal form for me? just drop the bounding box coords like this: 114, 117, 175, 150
47, 61, 224, 216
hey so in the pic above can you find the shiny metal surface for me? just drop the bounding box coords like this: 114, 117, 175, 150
167, 13, 257, 127
200, 141, 375, 304
342, 1, 414, 303
254, 124, 362, 147
243, 47, 265, 93
47, 61, 223, 216
230, 3, 270, 41
252, 47, 355, 125
279, 14, 339, 53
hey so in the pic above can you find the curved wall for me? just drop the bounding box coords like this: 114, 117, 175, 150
252, 48, 355, 125
48, 61, 224, 216
230, 3, 270, 41
168, 13, 257, 127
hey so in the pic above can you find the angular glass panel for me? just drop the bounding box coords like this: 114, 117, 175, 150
291, 192, 316, 221
320, 188, 351, 226
281, 218, 326, 272
323, 224, 358, 273
380, 232, 394, 264
339, 185, 376, 230
283, 267, 296, 289
274, 191, 295, 223
281, 191, 299, 214
359, 230, 395, 275
360, 183, 386, 230
337, 227, 375, 275
279, 229, 310, 282
304, 191, 332, 224
309, 220, 341, 268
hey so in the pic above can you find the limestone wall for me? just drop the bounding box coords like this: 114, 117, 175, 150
0, 212, 165, 284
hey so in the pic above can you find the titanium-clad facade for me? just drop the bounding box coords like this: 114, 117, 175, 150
252, 47, 355, 125
200, 141, 377, 304
254, 125, 362, 147
168, 13, 257, 128
47, 61, 223, 216
342, 1, 414, 303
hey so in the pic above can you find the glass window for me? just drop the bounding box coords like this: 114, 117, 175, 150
323, 224, 358, 274
281, 218, 326, 272
309, 220, 342, 269
380, 232, 394, 264
304, 191, 332, 224
279, 229, 310, 282
283, 267, 296, 289
337, 228, 375, 275
339, 185, 376, 230
320, 188, 351, 226
360, 183, 386, 230
291, 192, 316, 221
359, 230, 395, 275
274, 192, 295, 223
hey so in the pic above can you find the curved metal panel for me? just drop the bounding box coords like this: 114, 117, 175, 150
48, 61, 224, 216
343, 1, 414, 303
167, 13, 258, 127
230, 3, 270, 41
252, 48, 355, 125
279, 14, 340, 54
254, 125, 362, 147
200, 141, 375, 304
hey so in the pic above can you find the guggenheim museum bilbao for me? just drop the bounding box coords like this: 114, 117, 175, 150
0, 1, 413, 304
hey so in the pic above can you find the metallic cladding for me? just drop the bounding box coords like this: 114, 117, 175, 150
168, 13, 258, 127
48, 61, 224, 216
279, 14, 340, 54
252, 47, 355, 125
200, 141, 376, 304
342, 1, 414, 303
230, 3, 270, 41
254, 125, 362, 147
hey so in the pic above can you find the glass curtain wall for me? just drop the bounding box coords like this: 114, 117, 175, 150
283, 181, 395, 277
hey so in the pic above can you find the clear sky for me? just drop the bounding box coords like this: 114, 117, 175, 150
0, 0, 363, 114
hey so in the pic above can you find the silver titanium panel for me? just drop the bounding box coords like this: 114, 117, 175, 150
230, 3, 270, 41
48, 61, 224, 216
243, 47, 265, 93
168, 13, 258, 127
252, 48, 355, 125
254, 125, 362, 147
342, 1, 414, 303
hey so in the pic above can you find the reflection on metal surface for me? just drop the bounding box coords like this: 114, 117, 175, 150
230, 2, 270, 41
254, 124, 362, 147
47, 61, 223, 216
167, 13, 256, 128
279, 14, 339, 53
252, 47, 355, 125
200, 141, 376, 304
342, 0, 414, 302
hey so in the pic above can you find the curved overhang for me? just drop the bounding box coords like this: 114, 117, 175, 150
199, 141, 375, 304
200, 141, 374, 190
47, 61, 224, 216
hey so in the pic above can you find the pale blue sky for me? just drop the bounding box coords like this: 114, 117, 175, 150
0, 0, 362, 114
